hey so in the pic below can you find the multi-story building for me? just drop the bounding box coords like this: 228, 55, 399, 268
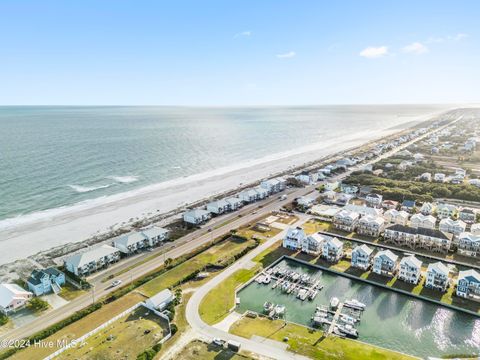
436, 203, 458, 219
456, 269, 480, 302
321, 236, 344, 263
398, 255, 422, 284
459, 208, 476, 224
439, 218, 466, 236
410, 213, 436, 230
458, 232, 480, 257
351, 244, 374, 270
425, 262, 450, 292
333, 209, 360, 232
366, 193, 383, 208
64, 244, 121, 276
384, 209, 409, 226
372, 249, 398, 277
383, 224, 452, 253
283, 227, 306, 250
356, 215, 385, 237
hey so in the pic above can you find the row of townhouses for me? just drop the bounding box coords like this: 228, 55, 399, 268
282, 228, 343, 262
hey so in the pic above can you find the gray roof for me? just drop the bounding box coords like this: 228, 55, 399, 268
427, 262, 449, 276
113, 232, 147, 247
458, 269, 480, 284
142, 226, 169, 239
184, 208, 210, 217
65, 244, 119, 269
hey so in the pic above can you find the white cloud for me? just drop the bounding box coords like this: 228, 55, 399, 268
427, 33, 468, 43
276, 51, 296, 59
402, 42, 428, 54
450, 33, 468, 41
359, 46, 388, 59
234, 31, 252, 38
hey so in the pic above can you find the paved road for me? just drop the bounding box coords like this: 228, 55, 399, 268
0, 116, 456, 345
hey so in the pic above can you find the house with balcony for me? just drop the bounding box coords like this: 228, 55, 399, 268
64, 244, 121, 276
356, 215, 385, 237
333, 209, 360, 232
384, 209, 409, 226
27, 268, 65, 296
425, 262, 450, 292
283, 227, 306, 251
113, 232, 149, 255
344, 204, 382, 217
206, 199, 231, 215
296, 195, 317, 209
382, 200, 399, 210
398, 255, 422, 284
302, 233, 326, 256
183, 209, 211, 225
351, 244, 374, 270
439, 218, 466, 236
225, 197, 243, 211
238, 188, 259, 203
372, 249, 398, 277
459, 208, 476, 224
321, 236, 343, 263
458, 232, 480, 257
410, 214, 436, 230
436, 203, 458, 219
456, 269, 480, 302
416, 228, 453, 252
420, 202, 435, 216
383, 224, 417, 248
0, 284, 33, 315
260, 177, 286, 194
366, 193, 383, 208
141, 226, 169, 247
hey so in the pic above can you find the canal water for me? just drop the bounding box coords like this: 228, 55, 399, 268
236, 258, 480, 358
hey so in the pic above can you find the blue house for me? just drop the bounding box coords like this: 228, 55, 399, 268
27, 268, 65, 296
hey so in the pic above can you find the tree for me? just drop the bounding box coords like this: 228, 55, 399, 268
27, 297, 49, 312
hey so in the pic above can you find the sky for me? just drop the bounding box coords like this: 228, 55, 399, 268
0, 0, 479, 105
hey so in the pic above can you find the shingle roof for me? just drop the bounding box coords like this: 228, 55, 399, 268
386, 224, 451, 240
65, 244, 119, 269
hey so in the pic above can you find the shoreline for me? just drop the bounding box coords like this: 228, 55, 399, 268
0, 110, 449, 272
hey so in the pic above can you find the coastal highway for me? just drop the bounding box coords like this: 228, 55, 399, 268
0, 117, 456, 346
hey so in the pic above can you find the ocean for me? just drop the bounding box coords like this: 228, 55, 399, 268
0, 105, 450, 229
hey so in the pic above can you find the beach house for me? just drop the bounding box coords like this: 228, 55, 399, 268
238, 188, 259, 203
384, 209, 409, 226
260, 177, 286, 194
302, 233, 326, 256
206, 199, 230, 215
458, 232, 480, 257
459, 208, 476, 224
351, 244, 374, 270
425, 262, 450, 292
344, 204, 383, 217
324, 180, 339, 191
27, 268, 65, 296
64, 244, 121, 276
383, 224, 452, 252
254, 186, 269, 200
456, 269, 480, 302
321, 236, 343, 263
283, 227, 306, 251
296, 195, 317, 209
225, 197, 243, 211
410, 214, 436, 230
113, 232, 149, 255
436, 203, 458, 219
356, 215, 385, 237
183, 209, 211, 225
333, 209, 360, 232
0, 284, 33, 315
439, 218, 466, 236
420, 202, 435, 215
401, 200, 416, 213
141, 226, 169, 247
382, 200, 399, 210
372, 250, 398, 277
366, 193, 383, 208
340, 183, 359, 195
398, 255, 422, 284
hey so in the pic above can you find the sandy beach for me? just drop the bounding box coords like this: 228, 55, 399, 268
0, 119, 436, 266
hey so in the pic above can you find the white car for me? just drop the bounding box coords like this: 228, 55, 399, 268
111, 279, 122, 287
212, 338, 225, 346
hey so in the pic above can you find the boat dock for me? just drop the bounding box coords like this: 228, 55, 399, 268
327, 302, 344, 336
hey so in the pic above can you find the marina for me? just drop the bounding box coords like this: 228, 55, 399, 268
237, 257, 480, 358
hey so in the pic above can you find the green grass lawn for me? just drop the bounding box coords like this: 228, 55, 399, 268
230, 317, 415, 360
58, 282, 86, 301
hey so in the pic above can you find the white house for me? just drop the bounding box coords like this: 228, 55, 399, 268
142, 226, 169, 247
459, 208, 476, 224
0, 284, 33, 315
373, 250, 398, 277
183, 209, 211, 225
296, 195, 317, 209
260, 177, 286, 194
344, 204, 383, 217
439, 218, 466, 236
384, 224, 452, 253
254, 186, 269, 200
302, 233, 326, 256
321, 236, 343, 263
351, 244, 374, 270
283, 227, 306, 250
225, 197, 243, 211
458, 232, 480, 257
333, 209, 360, 232
398, 255, 422, 284
113, 232, 149, 254
384, 209, 409, 226
64, 244, 121, 276
366, 193, 383, 208
456, 269, 480, 301
356, 215, 385, 237
238, 188, 259, 203
420, 202, 435, 216
410, 214, 436, 230
324, 180, 339, 191
436, 204, 458, 219
206, 199, 231, 215
425, 262, 450, 292
144, 289, 174, 311
296, 172, 317, 185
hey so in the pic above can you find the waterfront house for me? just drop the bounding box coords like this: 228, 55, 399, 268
238, 188, 259, 203
113, 232, 149, 254
366, 193, 383, 208
458, 232, 480, 257
254, 186, 269, 200
382, 200, 398, 210
384, 209, 409, 226
456, 269, 480, 302
459, 208, 476, 224
356, 215, 385, 237
144, 289, 174, 311
436, 204, 458, 219
420, 202, 435, 216
64, 244, 121, 276
183, 209, 211, 225
206, 199, 230, 215
351, 244, 374, 270
439, 218, 466, 236
344, 204, 383, 217
401, 200, 416, 213
425, 262, 450, 292
142, 226, 169, 247
410, 214, 436, 230
321, 236, 343, 263
372, 250, 398, 277
283, 227, 306, 251
383, 224, 452, 252
296, 172, 318, 185
398, 255, 422, 284
260, 177, 286, 194
333, 209, 360, 232
0, 284, 33, 315
27, 268, 65, 296
302, 233, 326, 256
225, 197, 243, 211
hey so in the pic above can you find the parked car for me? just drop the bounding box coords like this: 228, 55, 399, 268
111, 279, 122, 287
